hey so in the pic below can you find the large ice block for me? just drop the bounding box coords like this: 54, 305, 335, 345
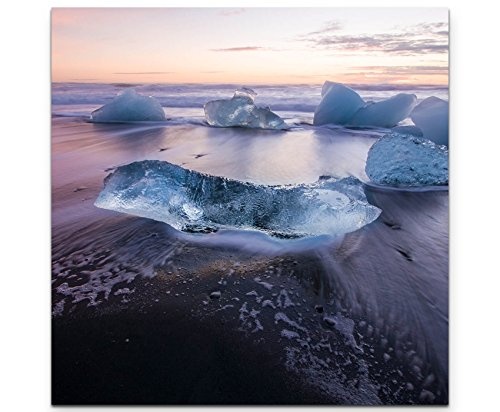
95, 160, 381, 238
313, 82, 365, 126
365, 133, 448, 186
410, 97, 449, 146
350, 94, 417, 128
314, 81, 417, 128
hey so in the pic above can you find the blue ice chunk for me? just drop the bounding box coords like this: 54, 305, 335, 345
204, 88, 288, 130
313, 81, 416, 127
313, 82, 365, 126
350, 94, 417, 128
90, 89, 166, 123
365, 133, 448, 186
410, 97, 449, 146
95, 160, 381, 238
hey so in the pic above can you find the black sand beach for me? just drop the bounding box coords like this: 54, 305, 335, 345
52, 117, 448, 405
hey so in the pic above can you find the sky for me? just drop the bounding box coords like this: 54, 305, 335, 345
52, 7, 448, 85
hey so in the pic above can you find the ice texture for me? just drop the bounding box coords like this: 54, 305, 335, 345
204, 88, 288, 130
95, 160, 381, 238
410, 97, 449, 146
313, 82, 365, 126
313, 81, 416, 127
365, 133, 448, 186
350, 94, 417, 128
392, 125, 423, 137
90, 89, 166, 123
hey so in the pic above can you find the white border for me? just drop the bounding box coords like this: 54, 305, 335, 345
2, 1, 499, 411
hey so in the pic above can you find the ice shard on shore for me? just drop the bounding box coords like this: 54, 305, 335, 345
365, 133, 448, 186
313, 81, 417, 127
204, 88, 288, 130
95, 160, 381, 238
410, 96, 449, 146
90, 89, 166, 123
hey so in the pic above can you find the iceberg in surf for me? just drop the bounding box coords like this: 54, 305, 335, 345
90, 89, 166, 123
313, 81, 417, 127
313, 82, 365, 126
350, 94, 417, 128
204, 88, 288, 130
410, 97, 449, 146
95, 160, 381, 238
365, 133, 448, 186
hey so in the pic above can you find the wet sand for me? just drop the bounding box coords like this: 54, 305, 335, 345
52, 117, 448, 405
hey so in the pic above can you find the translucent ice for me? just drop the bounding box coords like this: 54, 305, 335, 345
365, 133, 448, 186
95, 160, 381, 238
204, 88, 288, 130
410, 97, 449, 146
350, 94, 417, 128
313, 82, 365, 126
90, 89, 166, 123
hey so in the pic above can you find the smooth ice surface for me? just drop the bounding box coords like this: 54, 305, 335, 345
350, 93, 417, 128
204, 88, 288, 130
313, 82, 365, 126
365, 133, 448, 186
314, 81, 417, 127
95, 160, 381, 238
410, 97, 449, 146
90, 89, 166, 123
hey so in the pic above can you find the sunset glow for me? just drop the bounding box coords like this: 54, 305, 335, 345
52, 8, 448, 85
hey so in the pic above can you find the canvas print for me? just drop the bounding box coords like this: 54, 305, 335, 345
51, 8, 449, 405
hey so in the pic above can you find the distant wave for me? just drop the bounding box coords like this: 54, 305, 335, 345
52, 82, 448, 112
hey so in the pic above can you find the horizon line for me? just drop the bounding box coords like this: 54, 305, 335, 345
52, 80, 449, 88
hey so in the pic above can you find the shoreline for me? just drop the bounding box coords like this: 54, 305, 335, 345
51, 117, 448, 405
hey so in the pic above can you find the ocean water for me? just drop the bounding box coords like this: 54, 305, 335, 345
51, 82, 449, 404
52, 82, 448, 119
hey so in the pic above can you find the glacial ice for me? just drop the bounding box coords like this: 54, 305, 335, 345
410, 97, 449, 146
204, 88, 288, 130
90, 89, 166, 123
350, 94, 417, 128
313, 81, 416, 128
392, 125, 423, 137
313, 82, 365, 126
365, 133, 448, 186
95, 160, 381, 238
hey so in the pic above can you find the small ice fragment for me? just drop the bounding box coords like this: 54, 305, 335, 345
90, 89, 166, 123
410, 96, 449, 146
365, 133, 448, 186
